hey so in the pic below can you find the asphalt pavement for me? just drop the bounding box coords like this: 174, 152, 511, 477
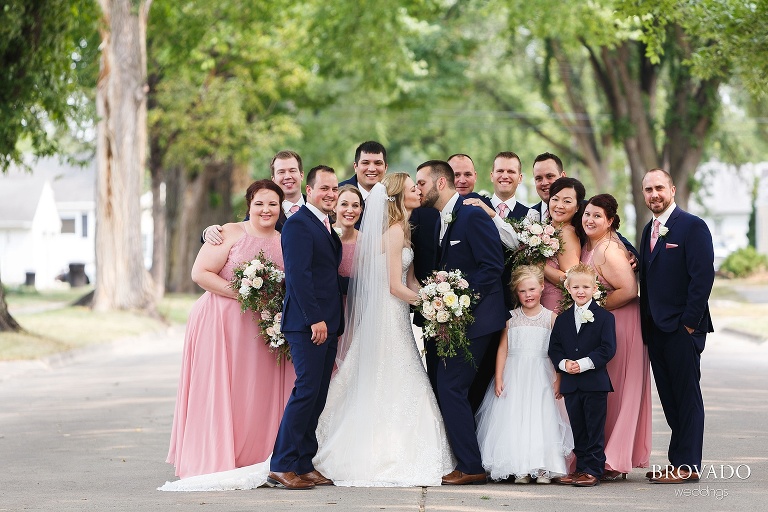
1, 310, 767, 511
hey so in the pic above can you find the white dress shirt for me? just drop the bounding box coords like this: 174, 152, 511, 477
439, 193, 460, 243
652, 202, 677, 229
283, 196, 305, 217
489, 194, 520, 249
305, 202, 330, 225
558, 299, 596, 373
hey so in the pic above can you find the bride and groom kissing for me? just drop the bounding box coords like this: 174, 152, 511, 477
267, 160, 507, 489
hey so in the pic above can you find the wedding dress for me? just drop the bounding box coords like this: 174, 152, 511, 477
313, 183, 455, 486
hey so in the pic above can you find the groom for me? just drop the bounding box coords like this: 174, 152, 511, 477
415, 160, 507, 485
269, 165, 345, 490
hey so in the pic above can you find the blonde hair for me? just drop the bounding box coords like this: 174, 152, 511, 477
510, 265, 544, 307
381, 172, 412, 242
563, 262, 598, 287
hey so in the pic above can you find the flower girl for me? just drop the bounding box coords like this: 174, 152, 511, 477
475, 265, 574, 483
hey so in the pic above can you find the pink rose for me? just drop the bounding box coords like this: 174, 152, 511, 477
541, 234, 551, 244
458, 278, 469, 289
544, 224, 555, 236
432, 298, 445, 310
550, 239, 560, 250
435, 271, 449, 283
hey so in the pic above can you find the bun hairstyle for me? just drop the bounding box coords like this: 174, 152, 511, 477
586, 193, 620, 231
245, 179, 284, 205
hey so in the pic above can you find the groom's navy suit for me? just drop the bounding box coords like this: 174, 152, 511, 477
271, 205, 346, 475
427, 197, 507, 475
639, 205, 713, 470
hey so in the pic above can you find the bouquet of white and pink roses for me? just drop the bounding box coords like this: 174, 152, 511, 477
505, 217, 563, 269
231, 251, 290, 363
417, 269, 478, 364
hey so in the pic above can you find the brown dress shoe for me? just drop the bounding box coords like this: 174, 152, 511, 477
441, 470, 488, 485
267, 471, 315, 490
555, 472, 583, 485
299, 470, 333, 486
571, 473, 599, 487
649, 469, 700, 484
646, 465, 675, 479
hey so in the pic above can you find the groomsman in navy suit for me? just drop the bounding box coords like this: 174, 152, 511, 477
549, 264, 616, 486
269, 165, 345, 490
639, 168, 714, 484
463, 151, 532, 411
415, 160, 507, 486
201, 150, 306, 242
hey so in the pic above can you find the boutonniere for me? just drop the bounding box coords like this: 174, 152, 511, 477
442, 212, 454, 225
333, 227, 343, 237
579, 309, 595, 323
659, 225, 669, 237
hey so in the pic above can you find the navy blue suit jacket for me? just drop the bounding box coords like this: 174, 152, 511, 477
548, 301, 616, 393
280, 206, 345, 336
639, 206, 714, 340
438, 198, 507, 339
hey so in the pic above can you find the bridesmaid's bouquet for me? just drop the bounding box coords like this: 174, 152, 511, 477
231, 251, 290, 363
504, 217, 563, 269
417, 269, 478, 364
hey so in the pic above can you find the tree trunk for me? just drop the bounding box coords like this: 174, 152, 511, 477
149, 133, 166, 299
0, 273, 22, 332
165, 161, 234, 294
93, 0, 156, 312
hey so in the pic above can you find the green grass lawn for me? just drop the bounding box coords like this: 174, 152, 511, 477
1, 288, 201, 361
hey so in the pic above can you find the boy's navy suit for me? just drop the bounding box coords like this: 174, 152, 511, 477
549, 301, 616, 478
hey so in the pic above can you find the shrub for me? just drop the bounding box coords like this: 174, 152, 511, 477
719, 246, 768, 278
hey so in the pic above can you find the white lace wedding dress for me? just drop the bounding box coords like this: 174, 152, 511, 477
313, 247, 455, 486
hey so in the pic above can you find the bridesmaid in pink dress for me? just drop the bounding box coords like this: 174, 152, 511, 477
581, 194, 652, 480
167, 180, 296, 479
540, 178, 585, 312
333, 185, 363, 366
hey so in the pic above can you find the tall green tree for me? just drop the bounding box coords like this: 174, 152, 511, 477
0, 0, 98, 331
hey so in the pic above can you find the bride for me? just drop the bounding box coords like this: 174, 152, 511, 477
313, 173, 455, 487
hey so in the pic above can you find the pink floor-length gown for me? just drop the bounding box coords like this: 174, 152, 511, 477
582, 243, 652, 473
541, 256, 564, 313
333, 239, 357, 369
166, 230, 295, 479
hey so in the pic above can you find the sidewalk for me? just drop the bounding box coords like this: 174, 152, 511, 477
1, 324, 766, 511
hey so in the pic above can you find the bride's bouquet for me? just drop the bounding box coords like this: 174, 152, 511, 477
417, 269, 478, 364
231, 251, 290, 363
504, 217, 563, 269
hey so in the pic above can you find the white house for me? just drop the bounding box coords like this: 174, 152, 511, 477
689, 161, 761, 267
0, 158, 96, 288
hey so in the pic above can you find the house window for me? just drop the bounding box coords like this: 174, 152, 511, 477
81, 214, 88, 238
61, 218, 76, 234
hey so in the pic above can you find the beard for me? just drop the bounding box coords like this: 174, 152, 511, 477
421, 185, 440, 209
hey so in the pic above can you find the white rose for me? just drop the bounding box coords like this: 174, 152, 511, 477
436, 281, 452, 294
273, 323, 281, 334
529, 223, 544, 235
459, 294, 471, 307
436, 310, 450, 323
244, 265, 257, 278
251, 277, 264, 289
253, 260, 265, 271
444, 292, 458, 308
529, 235, 541, 247
239, 285, 250, 296
659, 226, 669, 237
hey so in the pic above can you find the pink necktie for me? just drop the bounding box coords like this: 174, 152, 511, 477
496, 203, 508, 218
650, 219, 660, 252
323, 216, 331, 233
542, 207, 549, 223
289, 204, 300, 215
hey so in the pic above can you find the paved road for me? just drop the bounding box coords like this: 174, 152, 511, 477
1, 324, 766, 511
